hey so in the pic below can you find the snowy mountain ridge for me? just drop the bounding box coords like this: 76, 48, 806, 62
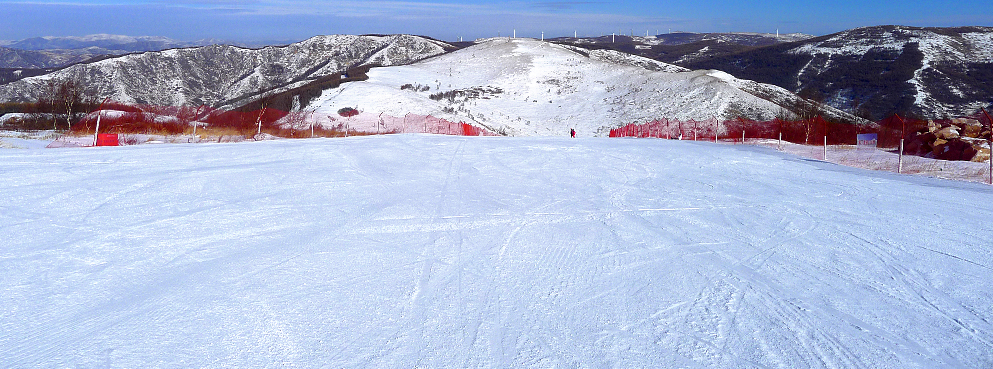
0, 47, 96, 69
684, 25, 993, 119
296, 38, 854, 137
0, 34, 454, 108
791, 26, 993, 115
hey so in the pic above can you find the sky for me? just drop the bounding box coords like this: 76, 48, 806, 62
1, 0, 991, 43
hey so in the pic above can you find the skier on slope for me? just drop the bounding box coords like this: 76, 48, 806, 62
570, 128, 576, 138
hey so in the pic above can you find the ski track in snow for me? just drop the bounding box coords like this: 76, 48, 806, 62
1, 135, 992, 367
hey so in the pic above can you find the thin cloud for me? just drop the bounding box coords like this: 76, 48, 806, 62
528, 1, 603, 11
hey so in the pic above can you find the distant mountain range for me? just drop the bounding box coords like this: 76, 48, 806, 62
0, 47, 97, 72
0, 35, 454, 108
1, 26, 991, 127
0, 34, 300, 70
5, 34, 192, 54
556, 26, 993, 119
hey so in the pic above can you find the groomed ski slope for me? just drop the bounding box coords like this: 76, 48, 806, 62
2, 135, 992, 367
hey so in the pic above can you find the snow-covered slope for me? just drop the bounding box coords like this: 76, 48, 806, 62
2, 135, 991, 367
303, 38, 848, 137
0, 34, 453, 107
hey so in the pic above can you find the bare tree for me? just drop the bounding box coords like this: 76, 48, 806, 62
282, 108, 317, 137
254, 90, 274, 138
40, 79, 60, 130
38, 77, 87, 131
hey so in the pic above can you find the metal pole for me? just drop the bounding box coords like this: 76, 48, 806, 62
714, 117, 719, 143
93, 111, 102, 146
898, 139, 904, 174
92, 97, 110, 146
778, 132, 782, 151
983, 108, 992, 185
823, 136, 827, 161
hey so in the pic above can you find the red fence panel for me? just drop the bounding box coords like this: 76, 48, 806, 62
96, 134, 119, 146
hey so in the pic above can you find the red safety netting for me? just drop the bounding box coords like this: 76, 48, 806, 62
608, 116, 928, 147
69, 102, 499, 137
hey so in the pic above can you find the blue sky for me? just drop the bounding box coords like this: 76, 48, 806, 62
1, 0, 991, 43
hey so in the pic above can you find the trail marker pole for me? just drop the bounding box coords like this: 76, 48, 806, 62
823, 136, 827, 161
714, 117, 719, 143
898, 139, 904, 174
983, 108, 992, 185
92, 111, 102, 146
92, 97, 110, 146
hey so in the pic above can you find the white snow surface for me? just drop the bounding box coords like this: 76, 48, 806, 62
3, 135, 992, 367
307, 38, 796, 137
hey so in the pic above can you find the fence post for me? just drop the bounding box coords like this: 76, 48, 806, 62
778, 132, 782, 151
741, 129, 745, 144
898, 139, 904, 174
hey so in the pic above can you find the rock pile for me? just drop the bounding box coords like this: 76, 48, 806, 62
904, 118, 991, 162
